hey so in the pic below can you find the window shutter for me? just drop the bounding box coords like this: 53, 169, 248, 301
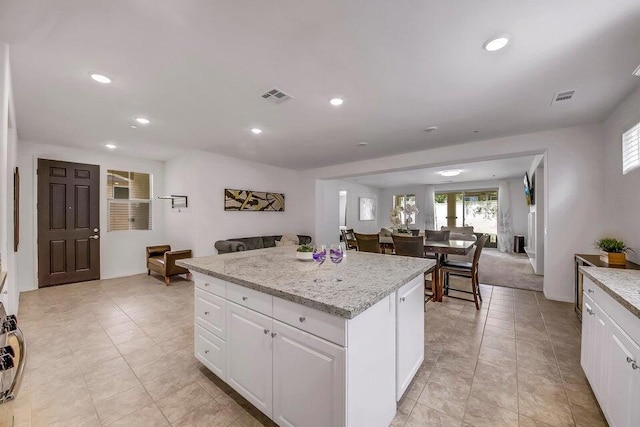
130, 172, 150, 200
623, 121, 640, 175
108, 201, 130, 231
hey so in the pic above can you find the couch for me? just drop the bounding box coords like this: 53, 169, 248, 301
215, 235, 313, 254
146, 245, 193, 285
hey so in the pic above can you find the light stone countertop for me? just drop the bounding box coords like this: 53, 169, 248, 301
580, 267, 640, 319
177, 246, 435, 319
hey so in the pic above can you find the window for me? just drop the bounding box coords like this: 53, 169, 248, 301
393, 194, 416, 224
623, 120, 640, 174
435, 190, 498, 247
107, 170, 152, 231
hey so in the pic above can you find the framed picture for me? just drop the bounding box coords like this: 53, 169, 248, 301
359, 197, 376, 221
225, 189, 285, 211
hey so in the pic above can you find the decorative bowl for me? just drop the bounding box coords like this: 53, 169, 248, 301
296, 251, 314, 261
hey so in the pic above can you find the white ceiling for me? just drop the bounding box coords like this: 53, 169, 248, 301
347, 156, 536, 188
2, 0, 640, 169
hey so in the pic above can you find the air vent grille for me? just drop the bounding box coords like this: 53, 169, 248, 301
633, 64, 640, 77
551, 90, 576, 105
261, 87, 294, 104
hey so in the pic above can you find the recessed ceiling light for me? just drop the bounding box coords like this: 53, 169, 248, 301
105, 143, 117, 149
130, 125, 137, 129
439, 170, 462, 177
251, 128, 262, 134
90, 73, 112, 84
330, 98, 344, 106
483, 34, 511, 52
135, 117, 150, 125
358, 141, 368, 146
424, 126, 438, 133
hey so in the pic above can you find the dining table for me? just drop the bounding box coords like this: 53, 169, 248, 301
423, 239, 477, 302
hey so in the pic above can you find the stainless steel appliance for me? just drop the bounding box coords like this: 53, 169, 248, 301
0, 299, 25, 404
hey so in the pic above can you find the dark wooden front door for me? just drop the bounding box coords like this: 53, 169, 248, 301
37, 159, 100, 287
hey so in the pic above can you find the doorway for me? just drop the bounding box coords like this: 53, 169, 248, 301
435, 190, 498, 248
37, 159, 100, 287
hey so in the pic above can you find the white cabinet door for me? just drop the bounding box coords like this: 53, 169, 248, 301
591, 301, 609, 400
580, 293, 595, 379
396, 276, 424, 400
606, 318, 640, 427
272, 320, 345, 427
226, 301, 273, 417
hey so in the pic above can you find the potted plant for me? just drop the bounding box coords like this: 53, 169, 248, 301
594, 238, 633, 265
296, 244, 314, 261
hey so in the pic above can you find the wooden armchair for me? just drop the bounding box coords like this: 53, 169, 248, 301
146, 245, 193, 285
341, 229, 357, 250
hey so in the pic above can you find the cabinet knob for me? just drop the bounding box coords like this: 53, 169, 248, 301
204, 283, 210, 287
587, 289, 594, 294
204, 311, 210, 315
586, 308, 594, 316
271, 332, 277, 338
264, 329, 269, 334
400, 297, 406, 303
204, 350, 209, 354
299, 317, 306, 323
242, 296, 248, 301
632, 362, 639, 370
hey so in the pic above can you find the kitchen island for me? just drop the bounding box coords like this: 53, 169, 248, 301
178, 246, 434, 427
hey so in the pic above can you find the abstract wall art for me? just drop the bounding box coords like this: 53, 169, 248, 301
359, 197, 376, 221
224, 189, 285, 212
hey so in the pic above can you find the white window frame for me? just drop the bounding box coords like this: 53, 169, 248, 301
107, 171, 154, 232
623, 120, 640, 175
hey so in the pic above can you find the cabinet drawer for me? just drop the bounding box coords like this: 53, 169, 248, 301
273, 297, 346, 346
583, 278, 607, 310
195, 288, 226, 339
193, 272, 227, 298
195, 324, 226, 380
227, 282, 273, 317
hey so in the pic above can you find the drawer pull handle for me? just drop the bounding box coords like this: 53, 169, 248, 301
587, 289, 594, 294
242, 296, 248, 301
633, 362, 639, 370
586, 308, 594, 315
204, 283, 210, 287
400, 297, 406, 303
627, 356, 635, 364
264, 329, 269, 334
204, 311, 210, 315
271, 332, 277, 338
299, 317, 306, 323
204, 350, 210, 354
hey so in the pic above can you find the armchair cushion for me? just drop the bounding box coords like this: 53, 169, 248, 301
215, 241, 246, 253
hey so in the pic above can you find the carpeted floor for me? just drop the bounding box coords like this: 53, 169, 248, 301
478, 248, 543, 291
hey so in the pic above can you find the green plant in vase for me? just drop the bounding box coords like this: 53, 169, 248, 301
594, 237, 633, 265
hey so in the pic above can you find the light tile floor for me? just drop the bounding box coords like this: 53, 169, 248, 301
0, 275, 605, 427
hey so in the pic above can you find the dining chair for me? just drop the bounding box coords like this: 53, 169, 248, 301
341, 229, 357, 250
409, 229, 420, 236
392, 234, 424, 257
354, 233, 381, 253
438, 234, 490, 310
424, 230, 450, 259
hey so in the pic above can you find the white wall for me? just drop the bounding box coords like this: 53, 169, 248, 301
315, 179, 381, 245
308, 124, 605, 302
602, 83, 640, 263
17, 141, 166, 292
164, 150, 315, 257
0, 44, 19, 314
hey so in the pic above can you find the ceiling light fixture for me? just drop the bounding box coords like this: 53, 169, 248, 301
439, 170, 462, 177
135, 117, 150, 125
130, 125, 137, 129
105, 143, 117, 149
251, 128, 262, 135
424, 126, 438, 133
483, 34, 511, 52
330, 98, 344, 106
90, 73, 112, 84
358, 141, 368, 146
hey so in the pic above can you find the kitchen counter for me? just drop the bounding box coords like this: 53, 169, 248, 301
178, 246, 434, 319
580, 266, 640, 319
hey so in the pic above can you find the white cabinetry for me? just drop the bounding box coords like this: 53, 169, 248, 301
580, 277, 640, 427
272, 320, 345, 427
396, 276, 424, 400
226, 301, 273, 417
192, 271, 424, 426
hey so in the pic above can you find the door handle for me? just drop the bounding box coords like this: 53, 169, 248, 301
90, 235, 99, 240
93, 228, 99, 232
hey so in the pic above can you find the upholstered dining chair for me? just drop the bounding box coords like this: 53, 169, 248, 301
439, 234, 490, 310
341, 229, 358, 250
409, 229, 420, 236
354, 232, 381, 253
392, 234, 424, 258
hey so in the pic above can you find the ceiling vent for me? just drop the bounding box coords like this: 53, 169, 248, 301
633, 64, 640, 77
551, 89, 576, 105
261, 87, 294, 104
